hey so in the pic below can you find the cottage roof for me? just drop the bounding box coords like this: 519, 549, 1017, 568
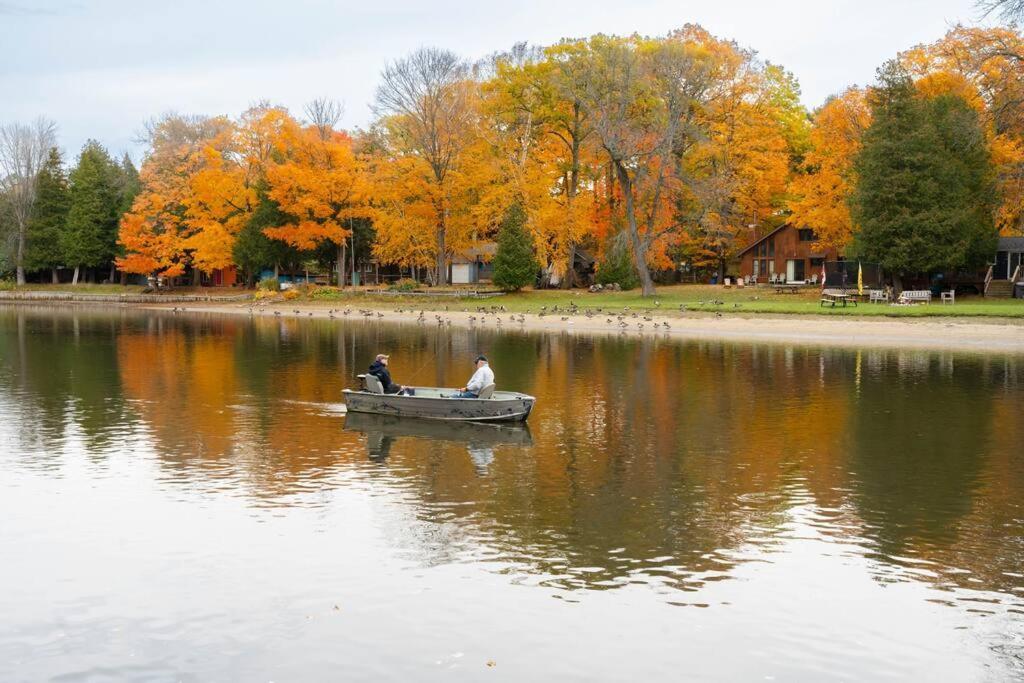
998, 236, 1024, 251
736, 224, 791, 257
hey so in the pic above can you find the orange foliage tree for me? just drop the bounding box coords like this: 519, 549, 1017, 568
262, 115, 370, 285
787, 88, 871, 252
117, 114, 233, 279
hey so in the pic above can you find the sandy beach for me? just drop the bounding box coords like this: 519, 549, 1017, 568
140, 300, 1024, 353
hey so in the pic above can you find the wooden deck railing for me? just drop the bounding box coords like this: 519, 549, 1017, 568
1011, 264, 1022, 284
984, 264, 994, 296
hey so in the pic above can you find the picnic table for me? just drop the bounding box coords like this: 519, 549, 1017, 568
820, 290, 858, 308
773, 283, 803, 294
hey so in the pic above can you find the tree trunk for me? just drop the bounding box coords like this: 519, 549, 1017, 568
192, 268, 201, 287
613, 161, 656, 296
51, 267, 59, 284
15, 221, 26, 286
338, 242, 346, 288
109, 263, 116, 283
273, 262, 280, 279
72, 266, 80, 285
436, 218, 447, 287
562, 242, 576, 289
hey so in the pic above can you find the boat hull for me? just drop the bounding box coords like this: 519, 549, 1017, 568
342, 388, 535, 422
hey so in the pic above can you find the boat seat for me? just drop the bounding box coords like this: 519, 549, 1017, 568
476, 383, 496, 399
364, 374, 385, 394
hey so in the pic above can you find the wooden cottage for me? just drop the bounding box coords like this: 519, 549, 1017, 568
737, 225, 842, 283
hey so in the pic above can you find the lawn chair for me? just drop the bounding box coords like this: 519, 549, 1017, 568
941, 289, 955, 305
810, 274, 818, 285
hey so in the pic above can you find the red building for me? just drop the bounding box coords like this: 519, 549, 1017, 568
737, 225, 842, 283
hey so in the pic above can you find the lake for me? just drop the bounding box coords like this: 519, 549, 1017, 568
1, 305, 1022, 681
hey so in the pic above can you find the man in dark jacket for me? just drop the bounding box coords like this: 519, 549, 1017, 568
368, 354, 409, 395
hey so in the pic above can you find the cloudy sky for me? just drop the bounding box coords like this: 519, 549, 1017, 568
0, 0, 999, 163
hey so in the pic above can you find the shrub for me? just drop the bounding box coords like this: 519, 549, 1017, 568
258, 277, 280, 291
252, 289, 279, 302
0, 279, 14, 291
388, 278, 417, 292
595, 239, 639, 290
492, 204, 538, 292
309, 286, 344, 301
282, 288, 301, 301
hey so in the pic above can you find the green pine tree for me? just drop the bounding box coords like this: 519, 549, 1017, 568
234, 187, 301, 286
26, 148, 70, 282
109, 154, 141, 283
491, 204, 538, 292
851, 62, 997, 283
595, 235, 640, 290
63, 141, 120, 284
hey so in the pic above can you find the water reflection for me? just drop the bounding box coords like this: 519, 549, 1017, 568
343, 412, 532, 474
1, 305, 1023, 678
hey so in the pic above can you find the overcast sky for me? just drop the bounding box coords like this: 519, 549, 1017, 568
0, 0, 1000, 164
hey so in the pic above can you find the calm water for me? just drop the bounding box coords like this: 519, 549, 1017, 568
1, 305, 1023, 681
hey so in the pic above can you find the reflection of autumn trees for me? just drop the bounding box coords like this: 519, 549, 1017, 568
2, 307, 1022, 599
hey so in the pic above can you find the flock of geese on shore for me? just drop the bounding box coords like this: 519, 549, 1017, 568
163, 298, 755, 333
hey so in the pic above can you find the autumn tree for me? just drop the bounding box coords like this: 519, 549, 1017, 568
478, 42, 598, 288
574, 32, 730, 295
262, 108, 369, 286
0, 118, 57, 285
25, 148, 70, 282
373, 47, 476, 285
852, 63, 997, 283
682, 29, 804, 279
118, 114, 233, 280
788, 88, 871, 251
183, 106, 288, 277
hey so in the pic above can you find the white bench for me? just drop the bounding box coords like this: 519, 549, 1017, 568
896, 290, 931, 305
868, 289, 889, 303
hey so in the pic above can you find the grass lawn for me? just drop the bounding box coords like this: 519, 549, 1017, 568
300, 283, 1024, 319
1, 283, 148, 294
4, 282, 1022, 318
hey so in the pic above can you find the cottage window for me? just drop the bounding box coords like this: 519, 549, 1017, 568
798, 229, 815, 242
767, 238, 775, 257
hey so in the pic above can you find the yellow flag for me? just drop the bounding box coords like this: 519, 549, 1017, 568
857, 262, 864, 295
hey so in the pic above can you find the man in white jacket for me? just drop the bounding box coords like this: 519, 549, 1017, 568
453, 355, 494, 398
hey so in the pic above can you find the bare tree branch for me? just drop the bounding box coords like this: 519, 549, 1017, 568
304, 98, 345, 140
978, 0, 1024, 23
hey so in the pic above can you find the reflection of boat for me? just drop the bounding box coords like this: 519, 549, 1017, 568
343, 412, 534, 447
342, 386, 535, 422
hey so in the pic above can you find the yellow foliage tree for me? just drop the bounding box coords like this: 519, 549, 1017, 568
787, 88, 871, 252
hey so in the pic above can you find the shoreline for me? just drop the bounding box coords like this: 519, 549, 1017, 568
147, 300, 1024, 353
2, 297, 1022, 352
